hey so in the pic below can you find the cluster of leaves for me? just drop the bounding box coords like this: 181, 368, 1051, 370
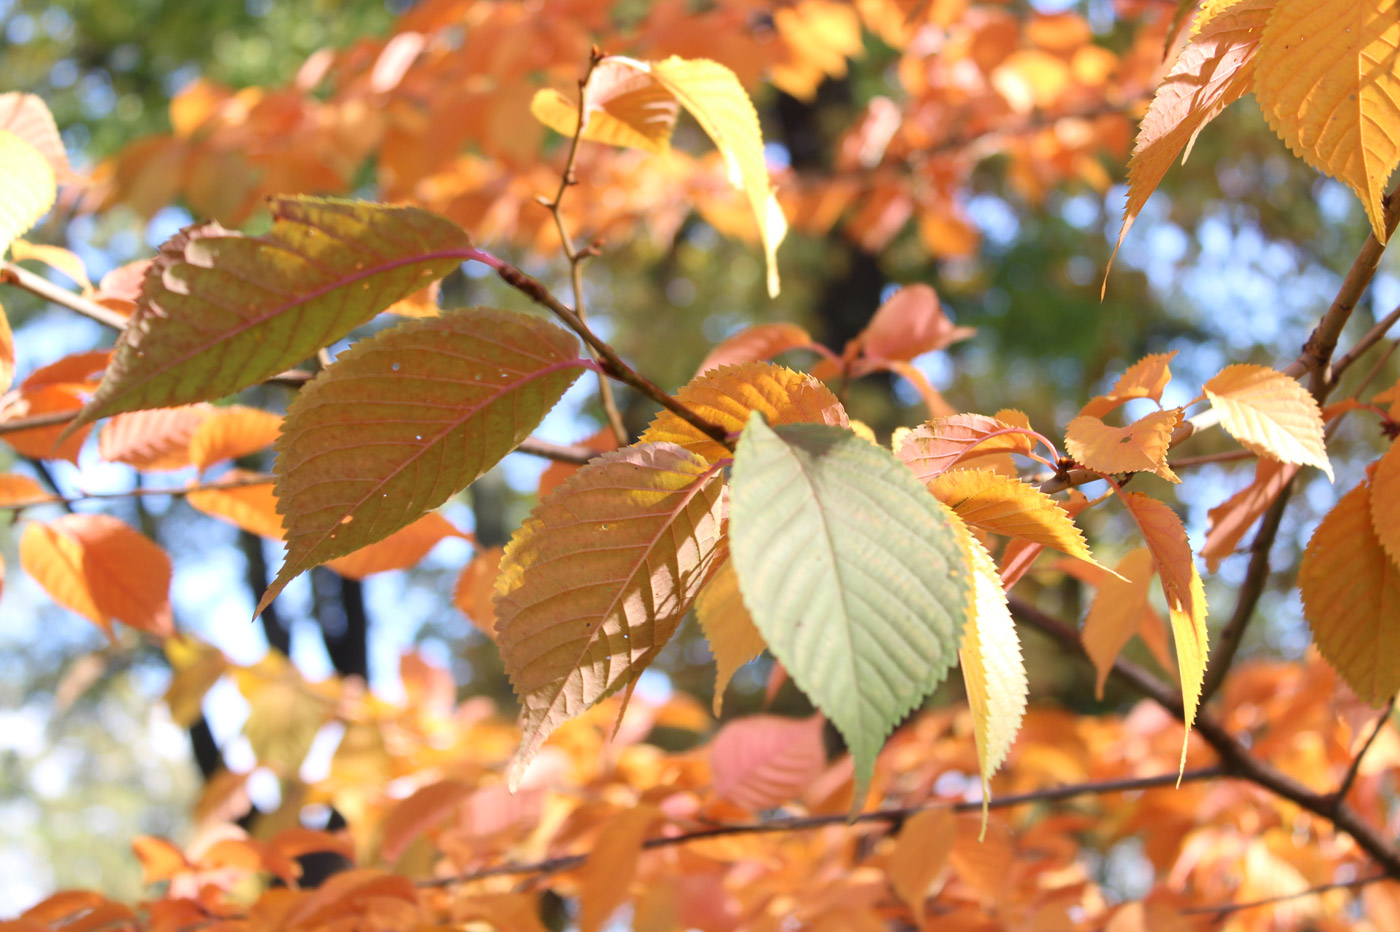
3, 0, 1400, 928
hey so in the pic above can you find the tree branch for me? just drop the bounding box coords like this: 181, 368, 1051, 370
1332, 697, 1396, 812
1329, 302, 1400, 391
419, 766, 1224, 887
1, 261, 130, 330
1181, 873, 1387, 918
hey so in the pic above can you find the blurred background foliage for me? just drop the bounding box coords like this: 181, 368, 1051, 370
2, 0, 1397, 908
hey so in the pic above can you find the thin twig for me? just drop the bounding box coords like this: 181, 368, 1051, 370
1330, 303, 1400, 392
1, 261, 129, 330
545, 49, 629, 447
1168, 449, 1256, 469
419, 766, 1224, 887
1181, 873, 1387, 917
1332, 697, 1397, 811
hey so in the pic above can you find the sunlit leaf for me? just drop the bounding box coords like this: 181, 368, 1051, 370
0, 473, 56, 508
856, 284, 974, 362
20, 514, 173, 637
379, 780, 472, 863
1065, 409, 1181, 482
162, 634, 227, 728
640, 362, 847, 464
1371, 442, 1400, 569
323, 512, 459, 579
927, 468, 1102, 568
896, 413, 1037, 483
1200, 457, 1299, 572
235, 652, 331, 775
188, 406, 284, 471
710, 714, 826, 810
1079, 351, 1180, 419
530, 59, 680, 154
70, 197, 474, 431
1254, 0, 1400, 240
185, 471, 283, 539
1300, 481, 1400, 705
696, 323, 817, 376
98, 404, 215, 470
454, 545, 503, 642
264, 308, 585, 614
730, 415, 971, 804
1203, 364, 1332, 479
0, 131, 56, 257
696, 558, 768, 714
496, 443, 726, 785
1080, 548, 1157, 699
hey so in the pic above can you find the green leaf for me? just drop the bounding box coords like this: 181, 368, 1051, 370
496, 442, 727, 786
71, 196, 473, 432
261, 308, 586, 614
729, 414, 973, 805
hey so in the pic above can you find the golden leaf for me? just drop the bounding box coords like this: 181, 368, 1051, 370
1203, 364, 1332, 479
1065, 409, 1181, 482
695, 558, 767, 714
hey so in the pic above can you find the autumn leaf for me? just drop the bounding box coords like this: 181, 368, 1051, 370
639, 362, 847, 464
20, 514, 173, 637
9, 239, 93, 292
323, 512, 459, 579
896, 413, 1038, 483
1371, 442, 1400, 570
536, 427, 618, 500
185, 471, 283, 539
496, 444, 726, 785
1080, 548, 1157, 699
1254, 0, 1400, 241
453, 545, 503, 642
98, 404, 215, 470
576, 805, 663, 932
710, 714, 826, 810
729, 415, 971, 804
887, 808, 956, 922
1203, 364, 1331, 478
264, 308, 586, 614
1079, 351, 1180, 419
379, 780, 472, 863
235, 652, 331, 775
696, 322, 817, 376
695, 558, 768, 714
70, 197, 475, 432
855, 284, 974, 362
1121, 492, 1209, 762
0, 131, 56, 257
531, 58, 680, 154
0, 302, 12, 392
0, 93, 75, 182
927, 468, 1102, 568
958, 534, 1028, 825
0, 473, 57, 508
1110, 1, 1267, 275
1065, 409, 1181, 482
162, 635, 227, 727
1300, 481, 1400, 705
188, 406, 284, 471
1200, 456, 1299, 572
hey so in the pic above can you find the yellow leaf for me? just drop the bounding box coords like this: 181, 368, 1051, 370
9, 239, 92, 292
1301, 481, 1400, 705
186, 471, 284, 539
235, 652, 331, 775
1203, 364, 1332, 479
496, 444, 726, 785
0, 302, 12, 393
188, 406, 284, 471
887, 808, 955, 922
1109, 2, 1266, 275
695, 559, 767, 714
162, 635, 227, 727
0, 131, 56, 256
577, 805, 663, 932
639, 362, 847, 464
927, 468, 1102, 568
651, 57, 787, 297
19, 514, 174, 638
1065, 409, 1181, 482
1081, 548, 1157, 699
1371, 442, 1400, 569
1079, 351, 1180, 419
1121, 493, 1209, 767
530, 59, 680, 154
1254, 0, 1400, 241
958, 534, 1027, 827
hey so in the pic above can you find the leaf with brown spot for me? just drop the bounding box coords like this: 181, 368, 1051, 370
1065, 409, 1181, 482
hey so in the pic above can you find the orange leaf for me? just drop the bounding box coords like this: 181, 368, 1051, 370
710, 714, 826, 810
857, 284, 974, 362
576, 805, 663, 932
1300, 481, 1400, 705
0, 93, 75, 182
383, 280, 441, 318
379, 779, 472, 863
1079, 351, 1179, 418
1121, 492, 1209, 746
21, 350, 110, 391
639, 362, 847, 464
887, 808, 956, 922
0, 385, 90, 463
1109, 2, 1266, 278
696, 322, 817, 376
185, 470, 284, 539
1200, 457, 1299, 572
9, 239, 92, 292
1372, 442, 1400, 570
98, 404, 214, 470
1203, 364, 1332, 479
695, 558, 767, 714
0, 473, 56, 508
20, 514, 173, 637
453, 894, 553, 932
131, 836, 191, 886
323, 511, 458, 579
536, 427, 618, 500
453, 545, 503, 642
0, 302, 12, 393
1065, 409, 1181, 482
497, 444, 726, 784
188, 406, 284, 471
926, 468, 1102, 567
1374, 378, 1400, 419
1080, 548, 1156, 699
896, 413, 1037, 482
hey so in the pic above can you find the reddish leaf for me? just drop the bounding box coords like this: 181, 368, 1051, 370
0, 473, 56, 508
696, 322, 817, 375
0, 93, 75, 181
1200, 457, 1299, 572
98, 404, 214, 470
536, 427, 618, 500
20, 514, 173, 637
0, 302, 12, 393
857, 284, 974, 362
323, 511, 458, 579
380, 779, 473, 863
1065, 409, 1181, 482
896, 413, 1036, 482
264, 308, 585, 613
710, 714, 827, 810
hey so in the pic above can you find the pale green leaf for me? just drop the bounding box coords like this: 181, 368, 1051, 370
0, 131, 55, 257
